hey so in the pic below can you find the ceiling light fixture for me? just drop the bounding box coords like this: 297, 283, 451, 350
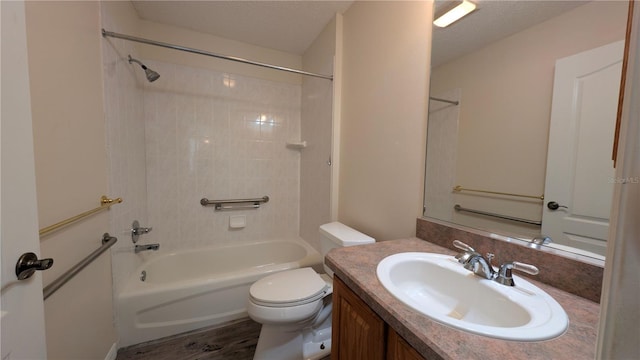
433, 0, 477, 28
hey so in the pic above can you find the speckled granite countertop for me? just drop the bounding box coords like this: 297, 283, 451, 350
325, 238, 599, 360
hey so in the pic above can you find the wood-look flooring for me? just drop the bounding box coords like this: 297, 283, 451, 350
115, 317, 331, 360
116, 318, 261, 360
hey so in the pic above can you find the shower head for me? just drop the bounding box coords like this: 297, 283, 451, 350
144, 68, 161, 82
128, 55, 160, 82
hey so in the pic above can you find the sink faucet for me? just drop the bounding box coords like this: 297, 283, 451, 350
453, 240, 496, 279
453, 240, 539, 286
135, 243, 160, 253
464, 252, 497, 280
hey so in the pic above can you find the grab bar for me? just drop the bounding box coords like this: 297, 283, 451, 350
429, 96, 459, 105
454, 204, 542, 226
200, 196, 269, 211
453, 185, 544, 201
216, 204, 261, 211
43, 233, 117, 300
39, 196, 123, 237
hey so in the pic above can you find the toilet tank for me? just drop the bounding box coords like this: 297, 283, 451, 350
319, 222, 375, 276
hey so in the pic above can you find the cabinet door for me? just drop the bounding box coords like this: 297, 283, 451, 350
387, 329, 425, 360
331, 276, 386, 360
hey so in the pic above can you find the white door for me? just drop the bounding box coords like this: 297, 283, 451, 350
1, 1, 48, 359
542, 40, 624, 256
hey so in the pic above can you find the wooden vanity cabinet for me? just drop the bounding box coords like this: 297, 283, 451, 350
331, 276, 425, 360
387, 330, 425, 360
331, 275, 385, 360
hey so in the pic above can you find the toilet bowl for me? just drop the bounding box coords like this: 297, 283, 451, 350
247, 222, 374, 360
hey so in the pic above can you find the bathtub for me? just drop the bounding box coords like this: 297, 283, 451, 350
117, 238, 323, 347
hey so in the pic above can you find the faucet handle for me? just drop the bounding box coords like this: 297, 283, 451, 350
453, 240, 480, 265
495, 261, 539, 286
452, 240, 475, 252
136, 226, 153, 234
131, 220, 152, 243
511, 262, 539, 275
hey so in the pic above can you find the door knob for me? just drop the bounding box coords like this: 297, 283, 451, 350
547, 201, 568, 210
15, 252, 54, 280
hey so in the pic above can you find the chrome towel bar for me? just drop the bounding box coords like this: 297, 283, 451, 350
454, 204, 542, 226
43, 233, 117, 300
200, 196, 269, 211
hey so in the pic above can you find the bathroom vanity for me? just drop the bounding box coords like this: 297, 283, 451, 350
326, 238, 600, 360
332, 275, 425, 360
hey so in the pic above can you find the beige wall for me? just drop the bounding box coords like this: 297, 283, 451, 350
338, 1, 432, 241
25, 1, 116, 359
428, 1, 628, 237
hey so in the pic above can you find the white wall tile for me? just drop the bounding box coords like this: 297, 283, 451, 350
144, 61, 301, 250
101, 10, 148, 297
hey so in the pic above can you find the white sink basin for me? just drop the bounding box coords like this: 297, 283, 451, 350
376, 252, 568, 341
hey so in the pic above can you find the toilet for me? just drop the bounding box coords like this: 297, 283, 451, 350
247, 222, 375, 360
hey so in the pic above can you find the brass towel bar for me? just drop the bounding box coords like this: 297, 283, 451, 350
39, 196, 122, 237
453, 185, 544, 201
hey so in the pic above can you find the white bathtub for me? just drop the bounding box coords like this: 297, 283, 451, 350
117, 238, 323, 347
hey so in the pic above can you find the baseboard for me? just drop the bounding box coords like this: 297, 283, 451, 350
104, 343, 118, 360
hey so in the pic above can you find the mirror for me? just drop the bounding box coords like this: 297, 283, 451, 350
424, 0, 629, 259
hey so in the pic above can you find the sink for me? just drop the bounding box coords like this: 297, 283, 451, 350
376, 252, 568, 341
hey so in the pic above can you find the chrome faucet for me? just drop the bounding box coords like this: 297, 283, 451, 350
131, 220, 153, 243
453, 240, 496, 279
463, 252, 497, 280
135, 243, 160, 253
529, 235, 552, 249
453, 240, 539, 286
531, 235, 552, 245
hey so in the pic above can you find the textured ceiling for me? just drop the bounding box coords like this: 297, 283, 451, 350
131, 1, 354, 55
131, 1, 589, 64
432, 0, 589, 67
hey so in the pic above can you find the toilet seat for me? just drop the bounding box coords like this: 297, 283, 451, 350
249, 268, 329, 308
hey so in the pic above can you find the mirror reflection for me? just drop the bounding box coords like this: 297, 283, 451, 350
424, 0, 629, 258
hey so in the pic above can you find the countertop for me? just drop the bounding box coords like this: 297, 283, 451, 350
325, 238, 599, 360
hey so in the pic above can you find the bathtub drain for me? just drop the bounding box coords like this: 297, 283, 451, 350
140, 270, 147, 282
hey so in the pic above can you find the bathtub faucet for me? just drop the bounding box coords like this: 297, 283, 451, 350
135, 243, 160, 253
131, 220, 153, 243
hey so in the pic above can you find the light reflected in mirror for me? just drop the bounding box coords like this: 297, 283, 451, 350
424, 0, 630, 259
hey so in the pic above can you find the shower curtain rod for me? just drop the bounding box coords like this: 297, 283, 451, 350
102, 29, 333, 81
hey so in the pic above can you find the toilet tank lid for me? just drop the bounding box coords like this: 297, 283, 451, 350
319, 222, 375, 246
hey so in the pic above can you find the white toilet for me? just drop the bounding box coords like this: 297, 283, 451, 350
247, 222, 375, 360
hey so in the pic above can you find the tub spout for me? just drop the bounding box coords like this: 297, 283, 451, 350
135, 243, 159, 253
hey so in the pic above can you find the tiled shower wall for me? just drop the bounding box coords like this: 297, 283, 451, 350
142, 60, 302, 253
101, 4, 149, 296
424, 88, 460, 221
